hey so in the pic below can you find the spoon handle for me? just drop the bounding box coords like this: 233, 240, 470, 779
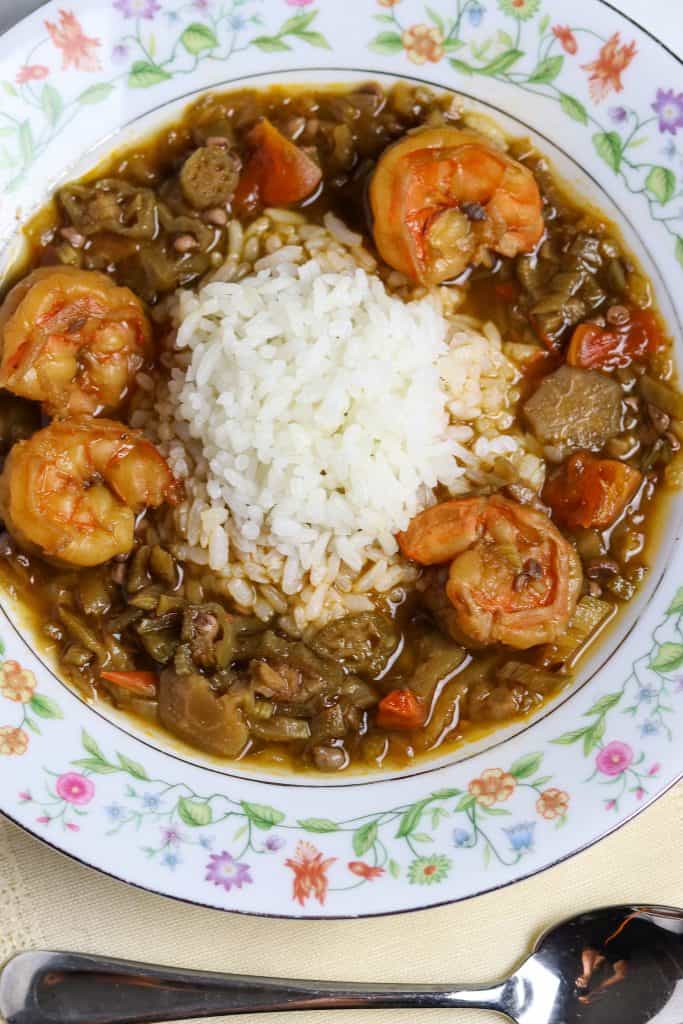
0, 950, 510, 1024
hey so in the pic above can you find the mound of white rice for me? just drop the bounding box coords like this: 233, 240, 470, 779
139, 213, 543, 630
172, 259, 464, 573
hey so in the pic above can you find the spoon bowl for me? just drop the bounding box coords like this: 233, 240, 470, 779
1, 905, 681, 1024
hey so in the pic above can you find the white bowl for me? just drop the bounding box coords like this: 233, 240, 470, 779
0, 0, 681, 917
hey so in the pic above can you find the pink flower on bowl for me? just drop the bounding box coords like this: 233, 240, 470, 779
55, 772, 95, 805
595, 741, 634, 776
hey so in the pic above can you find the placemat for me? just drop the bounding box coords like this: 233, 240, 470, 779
1, 784, 680, 1024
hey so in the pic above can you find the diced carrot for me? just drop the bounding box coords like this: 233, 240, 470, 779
543, 452, 642, 530
100, 670, 158, 698
234, 118, 322, 211
567, 310, 663, 370
376, 689, 426, 730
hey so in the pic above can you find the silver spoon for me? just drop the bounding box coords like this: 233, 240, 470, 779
1, 904, 681, 1024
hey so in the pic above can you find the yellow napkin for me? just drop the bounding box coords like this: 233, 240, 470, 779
1, 784, 680, 1024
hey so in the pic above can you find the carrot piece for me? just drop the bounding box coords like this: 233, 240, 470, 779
100, 670, 158, 698
543, 452, 642, 529
234, 118, 322, 211
567, 310, 663, 370
376, 689, 426, 730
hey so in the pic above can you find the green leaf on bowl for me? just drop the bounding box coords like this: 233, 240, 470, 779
77, 83, 115, 105
352, 820, 378, 856
479, 805, 511, 816
180, 22, 218, 54
116, 752, 148, 780
538, 14, 550, 34
71, 757, 118, 774
40, 84, 62, 127
396, 798, 430, 837
295, 31, 331, 50
528, 55, 563, 83
178, 797, 212, 827
645, 166, 676, 205
454, 793, 477, 812
297, 817, 339, 833
582, 717, 605, 754
552, 726, 589, 745
369, 31, 403, 55
593, 131, 622, 173
479, 48, 524, 74
2, 82, 17, 97
509, 751, 543, 779
388, 858, 401, 879
651, 641, 683, 672
128, 61, 172, 88
412, 832, 433, 842
280, 11, 317, 35
241, 800, 285, 830
583, 692, 622, 716
668, 588, 683, 616
676, 237, 683, 270
18, 120, 33, 166
252, 35, 291, 52
29, 693, 62, 719
81, 729, 105, 760
559, 93, 588, 125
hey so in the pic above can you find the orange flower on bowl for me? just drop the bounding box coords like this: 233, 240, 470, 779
582, 32, 637, 102
285, 841, 336, 906
0, 726, 28, 756
468, 768, 516, 807
552, 25, 578, 55
536, 788, 570, 820
15, 64, 50, 84
0, 661, 36, 703
45, 9, 101, 72
402, 24, 444, 65
377, 0, 401, 6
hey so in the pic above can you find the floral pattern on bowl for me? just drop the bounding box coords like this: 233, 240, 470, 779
0, 0, 681, 917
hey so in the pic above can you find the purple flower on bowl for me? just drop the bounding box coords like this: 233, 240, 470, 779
111, 43, 128, 62
205, 851, 253, 891
609, 106, 628, 124
468, 2, 484, 26
56, 772, 95, 806
504, 822, 535, 853
161, 826, 183, 846
265, 834, 285, 852
648, 762, 661, 776
113, 0, 161, 19
193, 0, 210, 10
595, 741, 633, 776
652, 89, 683, 135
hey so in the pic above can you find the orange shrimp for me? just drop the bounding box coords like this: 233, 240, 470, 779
370, 128, 544, 285
0, 267, 152, 417
398, 495, 582, 648
0, 418, 180, 567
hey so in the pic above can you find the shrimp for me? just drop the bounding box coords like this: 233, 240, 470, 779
0, 267, 152, 417
0, 418, 180, 567
370, 128, 544, 285
398, 495, 582, 648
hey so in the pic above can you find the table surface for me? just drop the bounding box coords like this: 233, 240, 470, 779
0, 3, 681, 1024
